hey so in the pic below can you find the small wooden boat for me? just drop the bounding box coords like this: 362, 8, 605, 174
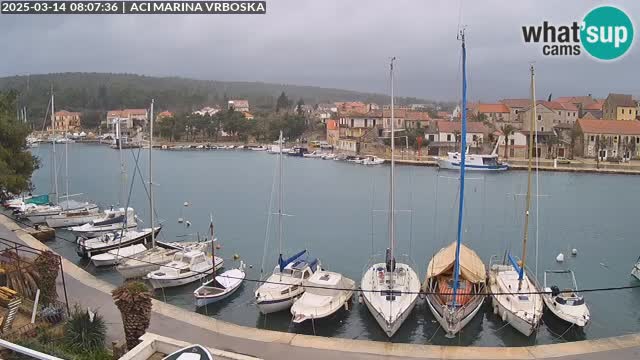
162, 344, 213, 360
194, 261, 246, 307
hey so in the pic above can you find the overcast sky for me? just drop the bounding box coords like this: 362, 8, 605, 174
1, 0, 639, 101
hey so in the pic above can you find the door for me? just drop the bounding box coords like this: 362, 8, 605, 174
558, 148, 565, 158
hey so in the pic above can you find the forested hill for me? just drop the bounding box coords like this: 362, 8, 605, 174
0, 73, 437, 125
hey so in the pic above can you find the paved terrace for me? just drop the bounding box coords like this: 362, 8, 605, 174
1, 215, 639, 360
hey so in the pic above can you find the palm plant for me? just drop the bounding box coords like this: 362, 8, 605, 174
63, 305, 107, 353
112, 281, 152, 350
500, 124, 514, 159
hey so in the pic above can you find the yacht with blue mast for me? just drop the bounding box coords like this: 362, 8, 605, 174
255, 131, 320, 314
424, 29, 487, 337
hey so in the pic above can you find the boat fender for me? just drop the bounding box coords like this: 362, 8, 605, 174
502, 310, 508, 322
493, 305, 498, 315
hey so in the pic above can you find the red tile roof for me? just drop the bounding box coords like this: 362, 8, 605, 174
55, 110, 81, 116
382, 109, 407, 118
437, 111, 451, 118
577, 119, 640, 135
500, 99, 531, 108
539, 101, 578, 111
436, 121, 489, 134
583, 100, 604, 111
477, 103, 510, 113
405, 111, 430, 121
554, 96, 593, 105
157, 111, 173, 118
229, 100, 249, 108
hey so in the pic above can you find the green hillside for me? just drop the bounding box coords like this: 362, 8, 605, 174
0, 73, 445, 128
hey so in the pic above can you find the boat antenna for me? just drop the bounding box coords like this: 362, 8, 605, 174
210, 213, 216, 276
451, 28, 467, 309
519, 64, 536, 290
150, 99, 155, 248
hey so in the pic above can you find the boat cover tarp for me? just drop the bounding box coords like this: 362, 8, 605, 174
278, 249, 307, 272
425, 242, 486, 283
94, 214, 125, 226
25, 194, 49, 205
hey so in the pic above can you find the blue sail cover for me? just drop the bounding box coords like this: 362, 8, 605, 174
278, 249, 307, 272
25, 194, 49, 205
508, 253, 524, 280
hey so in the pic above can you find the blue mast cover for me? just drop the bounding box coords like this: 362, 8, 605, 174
278, 249, 307, 272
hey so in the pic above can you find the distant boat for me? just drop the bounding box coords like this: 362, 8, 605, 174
45, 206, 102, 228
437, 145, 508, 171
290, 270, 355, 324
75, 227, 161, 258
361, 155, 384, 165
147, 248, 223, 289
303, 150, 324, 158
162, 344, 213, 360
25, 200, 99, 224
287, 147, 308, 157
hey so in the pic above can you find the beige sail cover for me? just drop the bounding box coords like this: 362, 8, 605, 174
425, 242, 486, 283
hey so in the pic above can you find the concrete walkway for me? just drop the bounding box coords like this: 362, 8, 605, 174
1, 215, 640, 359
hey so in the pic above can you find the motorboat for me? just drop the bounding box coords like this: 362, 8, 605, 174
303, 151, 324, 158
360, 58, 421, 338
194, 261, 246, 307
45, 206, 102, 228
321, 153, 337, 160
361, 156, 385, 165
290, 270, 355, 324
255, 250, 320, 314
116, 241, 210, 279
162, 344, 213, 360
25, 200, 99, 224
69, 208, 137, 238
147, 249, 223, 289
437, 142, 508, 171
90, 244, 148, 267
632, 257, 640, 280
345, 155, 363, 163
542, 270, 590, 327
424, 243, 486, 337
250, 145, 267, 151
75, 226, 161, 258
287, 147, 308, 157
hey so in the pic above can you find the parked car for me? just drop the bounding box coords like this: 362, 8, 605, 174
557, 157, 570, 164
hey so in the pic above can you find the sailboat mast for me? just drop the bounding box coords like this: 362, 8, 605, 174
149, 99, 155, 248
278, 130, 283, 257
519, 65, 536, 288
451, 30, 468, 307
51, 92, 59, 204
64, 124, 69, 199
210, 213, 215, 276
389, 57, 396, 272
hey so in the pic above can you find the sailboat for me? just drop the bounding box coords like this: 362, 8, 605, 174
70, 207, 138, 238
116, 100, 205, 279
360, 58, 421, 338
488, 64, 543, 337
424, 30, 487, 338
193, 214, 246, 307
254, 131, 321, 314
25, 92, 99, 224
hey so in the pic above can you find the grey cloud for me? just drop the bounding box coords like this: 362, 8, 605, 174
0, 0, 638, 101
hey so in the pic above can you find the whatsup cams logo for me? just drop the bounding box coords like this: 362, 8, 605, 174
522, 6, 634, 61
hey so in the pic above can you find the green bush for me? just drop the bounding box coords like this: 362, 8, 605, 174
63, 305, 107, 353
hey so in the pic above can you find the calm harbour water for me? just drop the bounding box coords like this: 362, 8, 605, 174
28, 143, 640, 346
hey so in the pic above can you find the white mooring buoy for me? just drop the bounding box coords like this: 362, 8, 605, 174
556, 253, 565, 262
571, 248, 577, 256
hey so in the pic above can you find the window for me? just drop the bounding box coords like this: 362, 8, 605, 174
622, 109, 625, 114
428, 134, 435, 141
591, 135, 595, 142
538, 115, 542, 121
541, 127, 544, 132
472, 135, 478, 141
637, 137, 640, 144
510, 139, 515, 146
558, 111, 561, 115
447, 134, 452, 141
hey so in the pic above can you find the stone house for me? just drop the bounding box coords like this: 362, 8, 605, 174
574, 119, 640, 160
53, 110, 81, 131
603, 93, 637, 120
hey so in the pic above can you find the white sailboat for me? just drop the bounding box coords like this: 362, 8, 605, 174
91, 244, 148, 267
542, 270, 590, 327
70, 207, 137, 238
194, 214, 246, 307
360, 58, 421, 338
255, 131, 321, 314
488, 64, 543, 337
424, 31, 487, 338
76, 227, 161, 259
290, 270, 355, 324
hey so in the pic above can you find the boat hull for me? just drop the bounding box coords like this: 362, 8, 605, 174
632, 262, 640, 281
291, 292, 353, 324
542, 295, 590, 327
361, 287, 417, 337
194, 283, 243, 307
149, 271, 209, 289
425, 293, 484, 337
71, 222, 137, 238
46, 213, 101, 228
76, 228, 161, 258
437, 158, 509, 171
256, 294, 299, 314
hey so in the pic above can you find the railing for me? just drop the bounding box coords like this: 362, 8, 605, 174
0, 338, 64, 360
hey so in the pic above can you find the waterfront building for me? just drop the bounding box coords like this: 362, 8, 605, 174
574, 119, 640, 160
603, 93, 637, 121
425, 120, 489, 156
476, 103, 511, 128
53, 110, 81, 132
520, 101, 578, 132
